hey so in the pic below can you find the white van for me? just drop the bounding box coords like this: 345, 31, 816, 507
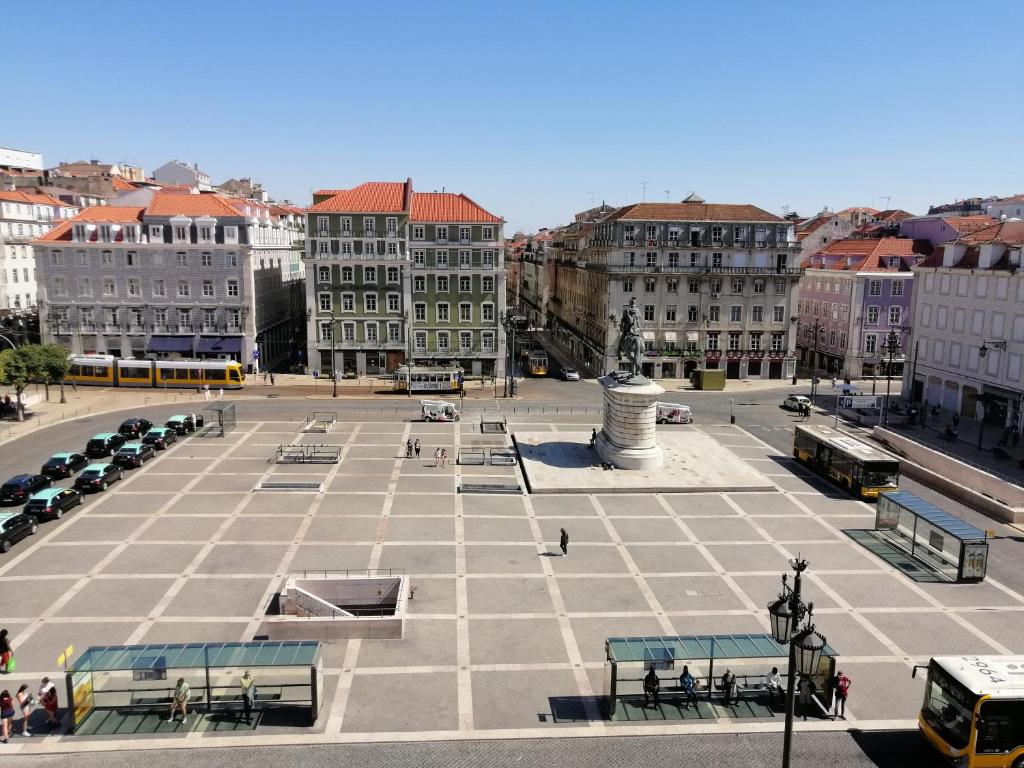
421, 399, 460, 422
656, 402, 693, 424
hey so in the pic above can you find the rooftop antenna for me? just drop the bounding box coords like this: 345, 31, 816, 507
664, 190, 671, 201
641, 181, 649, 201
782, 204, 791, 217
878, 195, 893, 209
587, 192, 597, 207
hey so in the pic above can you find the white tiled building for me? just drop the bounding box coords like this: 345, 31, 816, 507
0, 190, 78, 310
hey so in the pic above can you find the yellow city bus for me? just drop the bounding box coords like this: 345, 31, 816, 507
915, 656, 1024, 767
793, 424, 900, 500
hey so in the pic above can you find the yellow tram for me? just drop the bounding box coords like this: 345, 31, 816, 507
66, 355, 245, 389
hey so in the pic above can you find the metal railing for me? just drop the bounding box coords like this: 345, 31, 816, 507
292, 586, 355, 618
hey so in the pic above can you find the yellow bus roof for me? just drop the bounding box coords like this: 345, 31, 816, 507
934, 656, 1024, 697
795, 424, 898, 464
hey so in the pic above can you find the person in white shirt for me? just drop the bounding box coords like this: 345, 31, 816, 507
765, 666, 783, 709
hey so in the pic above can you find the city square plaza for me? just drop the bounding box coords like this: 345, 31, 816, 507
3, 406, 1024, 752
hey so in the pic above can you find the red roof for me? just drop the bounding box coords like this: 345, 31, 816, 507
604, 201, 782, 223
837, 206, 879, 216
0, 190, 73, 207
411, 192, 501, 223
146, 191, 245, 217
110, 177, 135, 192
810, 238, 922, 271
35, 206, 146, 242
309, 181, 410, 213
940, 216, 997, 234
954, 220, 1024, 246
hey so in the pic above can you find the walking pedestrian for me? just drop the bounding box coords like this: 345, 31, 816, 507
270, 373, 275, 386
440, 448, 449, 467
559, 527, 569, 556
952, 411, 960, 429
166, 677, 191, 725
831, 376, 837, 390
720, 669, 738, 706
0, 629, 12, 673
797, 675, 816, 721
414, 439, 421, 458
218, 387, 223, 400
832, 670, 850, 720
405, 439, 413, 459
679, 665, 698, 709
263, 372, 268, 384
15, 685, 32, 736
434, 448, 442, 468
0, 689, 13, 743
38, 678, 59, 729
643, 667, 660, 709
590, 428, 597, 448
203, 384, 211, 401
239, 670, 255, 724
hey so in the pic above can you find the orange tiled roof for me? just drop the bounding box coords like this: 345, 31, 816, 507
309, 181, 410, 213
954, 220, 1024, 246
874, 209, 915, 223
110, 177, 135, 191
604, 202, 782, 223
939, 215, 998, 234
35, 206, 146, 242
411, 192, 501, 223
837, 206, 879, 216
812, 237, 921, 271
146, 191, 244, 217
0, 189, 71, 207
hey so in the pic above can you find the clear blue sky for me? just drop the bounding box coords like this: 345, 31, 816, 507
5, 0, 1022, 232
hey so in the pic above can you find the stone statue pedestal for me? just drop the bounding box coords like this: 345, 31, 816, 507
595, 374, 665, 471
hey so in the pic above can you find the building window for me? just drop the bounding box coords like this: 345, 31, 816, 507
829, 329, 837, 347
177, 253, 187, 267
317, 266, 330, 283
888, 306, 901, 325
177, 282, 189, 298
839, 332, 847, 348
459, 302, 472, 322
386, 217, 398, 237
388, 322, 401, 342
437, 303, 450, 322
730, 306, 742, 322
728, 332, 742, 351
365, 293, 378, 313
153, 279, 165, 297
363, 217, 375, 235
712, 253, 723, 268
437, 276, 449, 293
869, 280, 881, 296
482, 303, 494, 322
342, 293, 354, 311
770, 333, 784, 351
387, 293, 400, 312
437, 331, 450, 350
436, 226, 448, 244
688, 280, 699, 294
229, 309, 241, 328
365, 323, 378, 343
224, 226, 237, 241
707, 332, 720, 350
340, 218, 352, 236
436, 250, 448, 268
101, 250, 113, 266
414, 276, 426, 292
318, 240, 329, 255
867, 306, 880, 324
341, 242, 353, 255
753, 280, 765, 294
342, 323, 355, 342
203, 309, 216, 330
341, 266, 354, 282
103, 278, 117, 297
52, 276, 67, 297
459, 331, 472, 351
201, 252, 212, 267
317, 216, 329, 234
482, 331, 495, 351
645, 278, 656, 293
665, 305, 677, 322
202, 281, 215, 298
643, 304, 655, 322
687, 305, 699, 322
319, 293, 332, 312
413, 250, 425, 268
731, 278, 743, 294
482, 226, 494, 241
750, 333, 761, 351
773, 306, 785, 323
387, 267, 399, 283
891, 280, 904, 296
413, 225, 424, 240
459, 226, 471, 243
128, 279, 141, 297
226, 253, 237, 267
459, 250, 472, 269
864, 334, 877, 353
708, 305, 720, 322
460, 276, 472, 292
363, 266, 376, 283
482, 250, 494, 268
667, 278, 679, 293
752, 305, 764, 323
623, 278, 634, 293
174, 225, 188, 242
414, 331, 427, 351
387, 242, 397, 256
711, 226, 723, 245
482, 276, 494, 292
414, 303, 426, 322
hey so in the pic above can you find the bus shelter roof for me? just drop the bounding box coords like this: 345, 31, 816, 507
68, 641, 320, 673
606, 633, 838, 663
882, 491, 988, 542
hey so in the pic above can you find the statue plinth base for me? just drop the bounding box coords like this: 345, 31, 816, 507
595, 374, 664, 471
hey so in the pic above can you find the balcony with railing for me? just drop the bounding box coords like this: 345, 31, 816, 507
604, 264, 803, 275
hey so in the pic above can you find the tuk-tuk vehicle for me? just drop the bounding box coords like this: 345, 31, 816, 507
421, 399, 460, 422
656, 402, 693, 424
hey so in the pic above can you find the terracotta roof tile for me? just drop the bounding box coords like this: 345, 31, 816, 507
146, 191, 244, 217
604, 202, 782, 223
812, 237, 922, 272
954, 220, 1024, 246
308, 181, 410, 213
111, 177, 135, 191
940, 216, 997, 234
411, 192, 501, 223
34, 206, 146, 242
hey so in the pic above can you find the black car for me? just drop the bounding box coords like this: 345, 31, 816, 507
41, 452, 89, 479
165, 415, 196, 436
112, 442, 155, 469
0, 474, 53, 505
74, 463, 124, 493
118, 418, 154, 439
0, 512, 37, 553
23, 488, 83, 521
85, 432, 127, 458
141, 427, 177, 450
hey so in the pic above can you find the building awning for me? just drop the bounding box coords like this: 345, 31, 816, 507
643, 331, 656, 341
686, 331, 699, 342
663, 332, 677, 342
196, 336, 243, 354
147, 336, 193, 353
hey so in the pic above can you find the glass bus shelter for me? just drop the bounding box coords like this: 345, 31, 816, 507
65, 641, 323, 734
875, 491, 989, 582
604, 633, 840, 720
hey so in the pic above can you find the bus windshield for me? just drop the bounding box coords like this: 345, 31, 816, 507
863, 461, 899, 488
923, 663, 978, 750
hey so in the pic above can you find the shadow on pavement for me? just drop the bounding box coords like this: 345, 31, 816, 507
849, 728, 946, 767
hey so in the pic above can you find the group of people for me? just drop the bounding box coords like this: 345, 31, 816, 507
0, 629, 62, 742
165, 670, 256, 727
0, 395, 15, 419
639, 664, 851, 719
403, 439, 449, 467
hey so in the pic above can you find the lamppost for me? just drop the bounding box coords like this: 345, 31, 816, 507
500, 310, 520, 398
976, 342, 1006, 450
402, 309, 412, 398
882, 329, 901, 428
331, 304, 339, 398
767, 557, 828, 768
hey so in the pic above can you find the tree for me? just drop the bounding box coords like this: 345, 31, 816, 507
38, 345, 72, 404
0, 346, 38, 422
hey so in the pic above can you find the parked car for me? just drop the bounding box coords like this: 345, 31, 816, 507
113, 442, 155, 469
74, 463, 124, 493
0, 474, 53, 505
86, 432, 127, 458
24, 487, 82, 520
41, 452, 89, 479
118, 418, 154, 439
0, 511, 37, 553
560, 367, 581, 381
142, 427, 178, 450
656, 402, 693, 424
165, 415, 196, 436
783, 395, 812, 412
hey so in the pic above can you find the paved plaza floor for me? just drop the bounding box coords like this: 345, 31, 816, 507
3, 413, 1024, 753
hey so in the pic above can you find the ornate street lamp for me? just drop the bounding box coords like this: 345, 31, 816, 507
767, 557, 828, 768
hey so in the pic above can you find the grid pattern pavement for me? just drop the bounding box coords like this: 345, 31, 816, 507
2, 416, 1024, 751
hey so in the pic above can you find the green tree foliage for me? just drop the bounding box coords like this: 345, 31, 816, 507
0, 344, 53, 421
